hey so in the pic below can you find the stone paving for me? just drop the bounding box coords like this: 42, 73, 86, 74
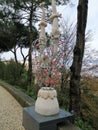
0, 85, 25, 130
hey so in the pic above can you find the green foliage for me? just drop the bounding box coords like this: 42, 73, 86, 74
57, 68, 70, 110
58, 92, 69, 111
0, 60, 27, 89
58, 86, 70, 110
58, 75, 98, 130
0, 0, 38, 52
75, 118, 95, 130
26, 91, 37, 100
81, 77, 98, 130
0, 22, 15, 52
0, 21, 36, 52
5, 61, 22, 84
17, 68, 27, 88
0, 60, 38, 92
0, 61, 6, 80
26, 80, 39, 99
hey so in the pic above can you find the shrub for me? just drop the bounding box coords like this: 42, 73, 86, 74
75, 118, 95, 130
0, 60, 27, 89
5, 61, 22, 84
81, 77, 98, 130
0, 61, 6, 80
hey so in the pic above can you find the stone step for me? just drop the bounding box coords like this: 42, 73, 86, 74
58, 121, 81, 130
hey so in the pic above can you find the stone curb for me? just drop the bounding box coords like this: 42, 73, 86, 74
0, 81, 35, 107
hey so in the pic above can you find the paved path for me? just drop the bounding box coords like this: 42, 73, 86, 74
0, 85, 25, 130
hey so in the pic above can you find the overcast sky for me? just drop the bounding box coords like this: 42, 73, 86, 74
1, 0, 98, 61
58, 0, 98, 49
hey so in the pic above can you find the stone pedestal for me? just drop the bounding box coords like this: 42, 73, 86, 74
23, 106, 73, 130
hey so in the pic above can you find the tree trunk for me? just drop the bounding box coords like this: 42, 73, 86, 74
20, 47, 29, 76
11, 46, 18, 64
69, 0, 88, 117
27, 2, 33, 92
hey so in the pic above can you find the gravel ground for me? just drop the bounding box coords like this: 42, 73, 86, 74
0, 85, 25, 130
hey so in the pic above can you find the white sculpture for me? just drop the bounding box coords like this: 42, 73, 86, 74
38, 2, 47, 54
50, 0, 61, 54
50, 0, 61, 35
35, 87, 59, 116
35, 0, 61, 116
39, 2, 47, 41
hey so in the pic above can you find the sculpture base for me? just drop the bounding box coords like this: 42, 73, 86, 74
23, 106, 73, 130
